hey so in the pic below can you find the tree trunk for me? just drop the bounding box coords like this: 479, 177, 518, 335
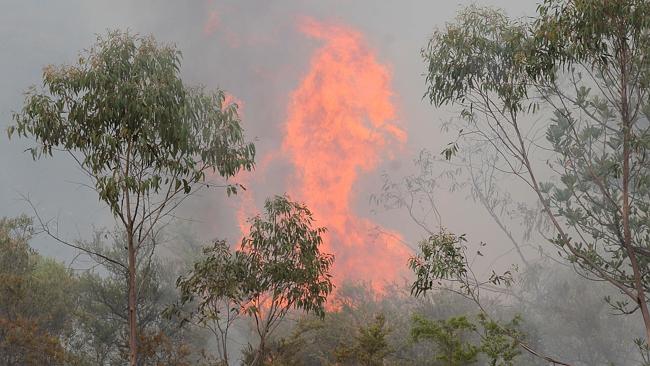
622, 123, 650, 346
252, 338, 265, 366
222, 329, 229, 366
622, 114, 650, 346
617, 28, 650, 347
127, 230, 138, 366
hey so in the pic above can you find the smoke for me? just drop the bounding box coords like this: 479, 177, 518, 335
5, 1, 640, 363
0, 0, 537, 265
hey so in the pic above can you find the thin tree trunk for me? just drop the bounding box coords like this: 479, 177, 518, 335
622, 109, 650, 346
252, 337, 265, 366
618, 31, 650, 346
127, 230, 138, 366
222, 327, 229, 366
124, 139, 138, 366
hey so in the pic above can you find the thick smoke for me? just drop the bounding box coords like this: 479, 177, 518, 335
0, 0, 537, 265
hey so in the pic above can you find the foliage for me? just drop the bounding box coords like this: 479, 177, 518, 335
136, 330, 194, 366
335, 314, 393, 366
514, 262, 642, 365
243, 281, 431, 366
241, 195, 334, 318
0, 216, 79, 365
240, 325, 308, 366
411, 313, 521, 366
476, 313, 521, 366
10, 30, 255, 210
0, 317, 69, 366
411, 315, 479, 366
408, 228, 534, 364
171, 240, 246, 365
422, 0, 650, 344
422, 5, 532, 116
532, 0, 650, 76
409, 229, 513, 298
176, 195, 334, 365
9, 29, 255, 363
74, 230, 203, 366
409, 230, 469, 297
253, 272, 648, 365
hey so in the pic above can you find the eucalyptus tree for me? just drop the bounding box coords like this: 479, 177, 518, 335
411, 315, 480, 366
409, 230, 569, 365
9, 31, 255, 365
372, 147, 541, 267
175, 195, 334, 366
74, 230, 203, 365
422, 0, 650, 346
334, 314, 393, 366
171, 240, 245, 365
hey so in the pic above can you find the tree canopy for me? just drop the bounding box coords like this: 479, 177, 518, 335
9, 30, 256, 365
422, 0, 650, 347
175, 195, 334, 366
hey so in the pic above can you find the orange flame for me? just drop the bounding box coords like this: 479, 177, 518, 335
203, 10, 220, 36
281, 18, 410, 293
202, 1, 241, 47
224, 17, 411, 299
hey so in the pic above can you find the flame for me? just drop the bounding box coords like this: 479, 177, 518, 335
202, 2, 241, 47
222, 93, 243, 111
223, 17, 411, 299
203, 10, 220, 36
219, 93, 256, 238
280, 18, 410, 293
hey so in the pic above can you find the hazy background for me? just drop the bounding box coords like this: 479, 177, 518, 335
0, 0, 538, 274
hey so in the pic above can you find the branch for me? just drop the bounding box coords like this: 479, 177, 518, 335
23, 194, 126, 270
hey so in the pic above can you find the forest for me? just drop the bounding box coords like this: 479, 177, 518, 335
2, 0, 650, 365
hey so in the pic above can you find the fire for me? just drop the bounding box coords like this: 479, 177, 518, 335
224, 17, 411, 297
281, 18, 410, 292
203, 10, 220, 36
202, 1, 241, 47
219, 93, 256, 238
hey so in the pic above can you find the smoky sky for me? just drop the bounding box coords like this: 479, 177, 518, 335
0, 0, 538, 274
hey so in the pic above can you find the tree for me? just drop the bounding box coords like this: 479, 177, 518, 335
334, 314, 393, 366
10, 30, 255, 364
513, 261, 642, 365
175, 195, 334, 366
171, 240, 246, 365
372, 145, 545, 273
239, 324, 309, 366
75, 230, 204, 365
0, 216, 80, 365
261, 281, 435, 365
422, 1, 650, 346
411, 313, 521, 366
408, 230, 570, 365
411, 315, 479, 366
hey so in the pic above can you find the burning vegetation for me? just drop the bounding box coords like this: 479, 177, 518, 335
3, 1, 650, 365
